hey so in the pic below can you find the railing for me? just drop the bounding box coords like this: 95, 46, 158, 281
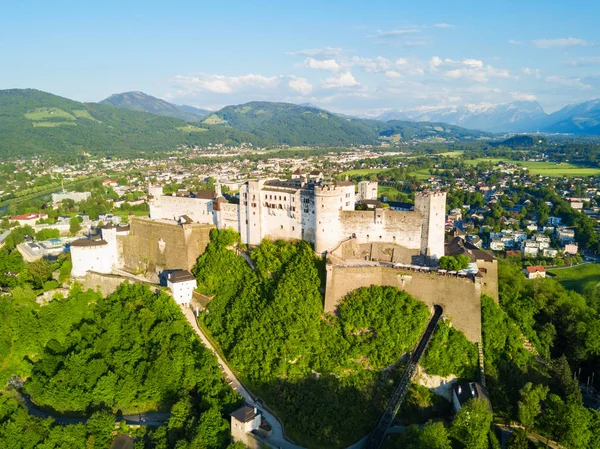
363, 305, 443, 449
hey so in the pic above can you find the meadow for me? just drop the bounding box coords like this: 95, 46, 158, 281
548, 263, 600, 293
465, 158, 600, 177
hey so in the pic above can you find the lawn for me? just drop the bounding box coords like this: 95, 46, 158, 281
548, 263, 600, 293
177, 125, 207, 132
202, 114, 228, 125
24, 107, 76, 121
465, 158, 600, 177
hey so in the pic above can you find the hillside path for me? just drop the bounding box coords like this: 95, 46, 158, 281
180, 305, 304, 449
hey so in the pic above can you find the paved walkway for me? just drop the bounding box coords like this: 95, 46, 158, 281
180, 305, 304, 449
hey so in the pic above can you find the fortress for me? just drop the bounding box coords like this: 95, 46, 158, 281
70, 177, 497, 343
148, 178, 446, 260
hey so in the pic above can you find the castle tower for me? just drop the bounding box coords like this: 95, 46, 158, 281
314, 184, 344, 255
414, 191, 446, 262
101, 225, 119, 271
358, 181, 378, 201
239, 180, 264, 246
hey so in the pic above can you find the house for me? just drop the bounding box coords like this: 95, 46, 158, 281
452, 382, 492, 413
548, 216, 562, 226
543, 248, 558, 258
564, 243, 579, 255
490, 238, 505, 251
10, 213, 48, 227
524, 266, 546, 279
230, 405, 262, 449
167, 270, 196, 305
103, 179, 119, 187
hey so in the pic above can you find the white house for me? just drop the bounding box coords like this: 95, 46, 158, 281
167, 270, 196, 305
230, 405, 262, 449
524, 265, 546, 279
10, 213, 48, 227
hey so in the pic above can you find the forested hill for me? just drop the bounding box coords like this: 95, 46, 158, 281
100, 91, 211, 122
0, 89, 489, 159
204, 101, 490, 145
0, 89, 260, 158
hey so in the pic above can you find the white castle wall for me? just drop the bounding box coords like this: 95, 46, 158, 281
339, 209, 422, 250
146, 182, 446, 260
358, 181, 378, 201
71, 242, 113, 277
414, 191, 447, 260
150, 195, 214, 225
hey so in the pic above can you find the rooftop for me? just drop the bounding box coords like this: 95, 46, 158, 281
230, 405, 258, 423
169, 270, 195, 283
70, 238, 108, 247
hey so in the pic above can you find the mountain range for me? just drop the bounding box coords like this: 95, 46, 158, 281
378, 99, 600, 134
0, 89, 488, 158
100, 91, 211, 122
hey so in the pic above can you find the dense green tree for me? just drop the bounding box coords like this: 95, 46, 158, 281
450, 399, 493, 449
517, 383, 548, 431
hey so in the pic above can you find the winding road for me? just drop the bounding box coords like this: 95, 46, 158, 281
180, 305, 304, 449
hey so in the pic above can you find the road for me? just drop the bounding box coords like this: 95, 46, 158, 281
180, 305, 304, 449
363, 305, 444, 449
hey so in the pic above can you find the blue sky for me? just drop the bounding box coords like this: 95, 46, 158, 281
1, 0, 599, 115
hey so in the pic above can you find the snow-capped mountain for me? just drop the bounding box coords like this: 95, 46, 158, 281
378, 100, 547, 133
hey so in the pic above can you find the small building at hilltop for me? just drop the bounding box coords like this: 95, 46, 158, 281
452, 381, 492, 413
167, 270, 196, 305
230, 405, 262, 449
10, 213, 48, 227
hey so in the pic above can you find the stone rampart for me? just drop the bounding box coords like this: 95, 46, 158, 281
324, 263, 482, 342
119, 217, 214, 282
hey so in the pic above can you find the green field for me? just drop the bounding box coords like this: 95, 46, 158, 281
72, 109, 101, 122
548, 263, 600, 293
202, 114, 228, 125
465, 158, 600, 177
342, 167, 430, 180
32, 121, 77, 127
177, 124, 207, 132
24, 107, 76, 121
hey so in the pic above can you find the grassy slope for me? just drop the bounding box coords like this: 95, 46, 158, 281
465, 158, 600, 177
548, 263, 600, 292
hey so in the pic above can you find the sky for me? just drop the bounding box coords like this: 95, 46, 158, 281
1, 0, 599, 116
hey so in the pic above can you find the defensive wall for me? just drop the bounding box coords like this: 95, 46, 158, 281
324, 262, 482, 343
330, 239, 422, 265
119, 217, 214, 282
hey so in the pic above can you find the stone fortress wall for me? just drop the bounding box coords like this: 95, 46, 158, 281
324, 263, 483, 343
118, 217, 213, 283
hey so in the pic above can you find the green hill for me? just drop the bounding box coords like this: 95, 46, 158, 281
100, 91, 211, 121
0, 89, 259, 158
0, 89, 490, 159
204, 101, 489, 145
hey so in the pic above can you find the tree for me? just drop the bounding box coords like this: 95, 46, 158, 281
438, 255, 470, 271
507, 428, 529, 449
451, 399, 493, 449
400, 421, 452, 449
190, 407, 229, 449
517, 382, 548, 430
86, 410, 115, 449
70, 217, 82, 235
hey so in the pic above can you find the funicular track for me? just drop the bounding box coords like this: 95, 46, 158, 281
363, 305, 444, 449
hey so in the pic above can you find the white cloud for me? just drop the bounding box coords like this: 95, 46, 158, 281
462, 59, 483, 68
429, 56, 443, 70
350, 56, 392, 72
385, 70, 402, 79
428, 57, 512, 82
522, 67, 541, 78
301, 57, 340, 71
433, 23, 454, 28
287, 47, 348, 59
322, 71, 360, 88
511, 92, 538, 101
546, 75, 591, 88
532, 37, 592, 48
368, 28, 421, 38
508, 40, 522, 45
562, 56, 600, 66
171, 73, 281, 94
288, 77, 313, 95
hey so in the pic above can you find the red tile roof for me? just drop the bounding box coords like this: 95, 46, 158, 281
525, 265, 546, 273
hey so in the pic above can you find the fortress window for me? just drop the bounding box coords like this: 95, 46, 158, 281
366, 235, 369, 240
292, 226, 295, 231
245, 219, 248, 224
322, 204, 324, 208
304, 208, 308, 213
379, 235, 382, 239
393, 236, 396, 241
280, 225, 284, 229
